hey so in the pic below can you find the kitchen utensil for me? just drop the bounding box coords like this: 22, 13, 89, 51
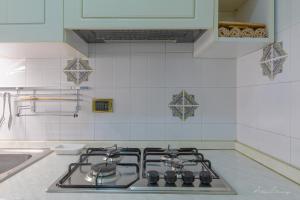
7, 93, 12, 130
0, 93, 7, 127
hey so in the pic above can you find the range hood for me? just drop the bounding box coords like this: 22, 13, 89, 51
73, 29, 206, 43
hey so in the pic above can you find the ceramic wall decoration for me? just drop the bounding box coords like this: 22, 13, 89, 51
169, 90, 199, 121
260, 42, 287, 80
64, 58, 93, 85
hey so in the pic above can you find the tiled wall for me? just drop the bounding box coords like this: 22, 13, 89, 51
237, 0, 300, 168
0, 43, 236, 141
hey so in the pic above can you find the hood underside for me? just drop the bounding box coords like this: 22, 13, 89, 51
74, 29, 205, 43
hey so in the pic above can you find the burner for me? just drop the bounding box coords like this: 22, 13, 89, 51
101, 145, 123, 163
91, 163, 117, 177
165, 145, 179, 158
85, 163, 120, 184
103, 154, 122, 163
161, 156, 184, 170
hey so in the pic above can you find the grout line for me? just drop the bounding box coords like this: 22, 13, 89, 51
237, 81, 296, 88
92, 86, 237, 89
289, 83, 292, 163
59, 57, 62, 141
163, 42, 167, 140
129, 42, 133, 140
24, 58, 28, 139
237, 123, 290, 138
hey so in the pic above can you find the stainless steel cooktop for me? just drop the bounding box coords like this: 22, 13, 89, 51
47, 145, 236, 195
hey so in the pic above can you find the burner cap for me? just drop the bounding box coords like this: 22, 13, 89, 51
103, 154, 122, 163
85, 163, 119, 184
165, 149, 178, 158
161, 156, 184, 170
90, 163, 117, 177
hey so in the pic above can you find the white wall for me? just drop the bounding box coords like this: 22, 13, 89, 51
0, 42, 236, 141
237, 0, 300, 168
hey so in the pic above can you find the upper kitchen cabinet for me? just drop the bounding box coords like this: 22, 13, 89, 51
194, 0, 274, 58
0, 0, 44, 24
0, 0, 88, 58
64, 0, 214, 29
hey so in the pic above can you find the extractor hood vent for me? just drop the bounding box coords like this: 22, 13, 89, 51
74, 30, 205, 43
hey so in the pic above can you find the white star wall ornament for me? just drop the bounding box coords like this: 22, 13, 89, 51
260, 42, 288, 80
64, 58, 93, 85
169, 90, 199, 121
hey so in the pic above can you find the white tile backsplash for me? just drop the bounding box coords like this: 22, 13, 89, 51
94, 55, 114, 88
165, 53, 199, 88
25, 117, 60, 141
95, 123, 130, 140
237, 87, 257, 127
201, 88, 236, 123
146, 124, 166, 140
202, 124, 236, 141
290, 82, 300, 139
291, 138, 300, 167
0, 42, 236, 142
131, 43, 165, 53
237, 0, 300, 169
131, 54, 149, 87
147, 88, 166, 123
167, 53, 203, 88
237, 124, 261, 150
257, 129, 291, 163
166, 43, 193, 53
256, 84, 290, 137
201, 59, 236, 88
96, 43, 130, 54
130, 88, 148, 123
165, 123, 202, 140
60, 123, 94, 140
291, 0, 300, 26
290, 23, 300, 82
113, 55, 131, 88
25, 59, 61, 87
0, 59, 26, 87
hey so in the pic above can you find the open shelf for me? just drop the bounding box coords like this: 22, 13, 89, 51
194, 0, 274, 58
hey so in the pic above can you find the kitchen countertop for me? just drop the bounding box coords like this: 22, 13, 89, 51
0, 150, 299, 200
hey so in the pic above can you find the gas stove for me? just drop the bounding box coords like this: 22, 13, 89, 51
48, 145, 236, 194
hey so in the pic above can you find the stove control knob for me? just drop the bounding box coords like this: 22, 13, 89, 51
199, 171, 212, 185
182, 171, 195, 185
164, 171, 177, 185
147, 170, 160, 185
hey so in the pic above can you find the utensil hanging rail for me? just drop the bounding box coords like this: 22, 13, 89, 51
0, 86, 89, 118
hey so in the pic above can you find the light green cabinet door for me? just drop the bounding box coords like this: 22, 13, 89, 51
83, 0, 195, 18
0, 0, 63, 42
0, 0, 44, 24
0, 0, 7, 23
64, 0, 214, 29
